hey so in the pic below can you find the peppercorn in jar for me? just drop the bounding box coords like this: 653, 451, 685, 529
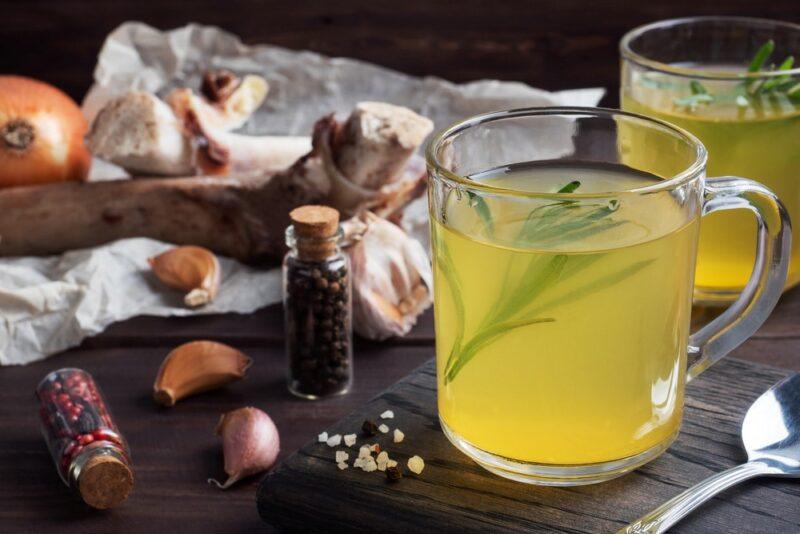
283, 205, 353, 399
36, 368, 133, 509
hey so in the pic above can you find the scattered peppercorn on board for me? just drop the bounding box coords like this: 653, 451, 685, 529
257, 357, 800, 533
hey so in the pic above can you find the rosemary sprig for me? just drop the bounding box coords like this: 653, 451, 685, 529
673, 79, 714, 110
440, 180, 653, 383
466, 191, 493, 234
671, 39, 799, 110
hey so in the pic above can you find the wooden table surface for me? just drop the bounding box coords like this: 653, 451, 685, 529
2, 291, 800, 533
2, 2, 800, 533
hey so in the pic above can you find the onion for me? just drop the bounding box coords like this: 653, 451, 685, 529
0, 75, 90, 188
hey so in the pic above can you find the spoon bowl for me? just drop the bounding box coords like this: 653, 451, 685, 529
742, 373, 800, 473
622, 372, 800, 533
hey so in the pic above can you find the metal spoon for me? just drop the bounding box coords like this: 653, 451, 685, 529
620, 372, 800, 534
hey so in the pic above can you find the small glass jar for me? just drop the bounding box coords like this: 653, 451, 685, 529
283, 206, 353, 399
36, 368, 133, 509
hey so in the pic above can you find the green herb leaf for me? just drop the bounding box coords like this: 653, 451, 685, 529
466, 191, 493, 235
558, 180, 581, 194
690, 80, 709, 95
444, 317, 555, 383
748, 40, 775, 74
437, 238, 468, 380
760, 56, 796, 93
673, 93, 714, 111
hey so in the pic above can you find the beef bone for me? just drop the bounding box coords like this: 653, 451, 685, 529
0, 102, 433, 262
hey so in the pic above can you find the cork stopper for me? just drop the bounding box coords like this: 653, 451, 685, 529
289, 205, 341, 261
78, 454, 133, 509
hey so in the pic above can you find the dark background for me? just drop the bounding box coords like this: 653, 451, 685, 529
3, 1, 800, 106
2, 2, 800, 533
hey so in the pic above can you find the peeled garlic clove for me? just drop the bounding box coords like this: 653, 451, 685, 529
148, 246, 221, 307
346, 212, 432, 340
208, 407, 280, 490
153, 340, 252, 407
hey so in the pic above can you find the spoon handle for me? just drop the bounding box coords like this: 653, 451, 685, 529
618, 461, 771, 533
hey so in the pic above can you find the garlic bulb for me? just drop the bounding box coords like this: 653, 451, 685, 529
345, 211, 432, 340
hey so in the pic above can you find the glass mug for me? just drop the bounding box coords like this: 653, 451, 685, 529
426, 108, 790, 485
621, 17, 800, 305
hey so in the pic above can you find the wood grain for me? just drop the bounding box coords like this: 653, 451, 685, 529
3, 1, 800, 106
257, 358, 800, 533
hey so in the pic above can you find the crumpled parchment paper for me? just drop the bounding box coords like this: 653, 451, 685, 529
0, 22, 603, 366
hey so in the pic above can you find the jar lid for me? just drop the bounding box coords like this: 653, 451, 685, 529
289, 205, 341, 261
289, 205, 340, 239
78, 454, 134, 509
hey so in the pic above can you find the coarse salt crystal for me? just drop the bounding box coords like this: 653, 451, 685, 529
326, 434, 342, 447
344, 434, 357, 447
378, 424, 389, 434
353, 458, 365, 468
358, 445, 372, 459
318, 432, 328, 443
407, 455, 425, 475
335, 451, 349, 463
380, 410, 394, 419
362, 457, 378, 472
393, 429, 404, 443
387, 459, 398, 468
376, 451, 389, 463
337, 461, 348, 470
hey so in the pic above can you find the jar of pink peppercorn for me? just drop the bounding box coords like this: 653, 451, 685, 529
36, 368, 134, 509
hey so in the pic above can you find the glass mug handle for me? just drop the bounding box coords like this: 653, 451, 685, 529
687, 177, 791, 381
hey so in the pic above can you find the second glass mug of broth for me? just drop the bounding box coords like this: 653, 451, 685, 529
621, 17, 800, 304
427, 108, 790, 485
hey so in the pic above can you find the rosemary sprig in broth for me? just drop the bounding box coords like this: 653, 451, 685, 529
441, 180, 653, 383
673, 40, 799, 110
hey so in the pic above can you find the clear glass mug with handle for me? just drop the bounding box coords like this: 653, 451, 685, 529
620, 16, 800, 305
426, 107, 790, 485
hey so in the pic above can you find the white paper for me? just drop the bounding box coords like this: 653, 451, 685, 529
0, 22, 603, 366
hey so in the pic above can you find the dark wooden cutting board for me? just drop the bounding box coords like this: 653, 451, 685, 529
257, 358, 800, 533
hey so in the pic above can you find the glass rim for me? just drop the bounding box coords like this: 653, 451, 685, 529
425, 106, 708, 200
620, 16, 800, 80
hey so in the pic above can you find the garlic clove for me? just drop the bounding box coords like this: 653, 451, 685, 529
148, 245, 221, 307
208, 406, 280, 490
153, 340, 252, 407
346, 212, 432, 340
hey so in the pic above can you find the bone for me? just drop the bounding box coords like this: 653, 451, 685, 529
87, 92, 194, 176
332, 102, 433, 190
177, 94, 311, 176
0, 103, 431, 262
88, 83, 310, 177
168, 72, 269, 131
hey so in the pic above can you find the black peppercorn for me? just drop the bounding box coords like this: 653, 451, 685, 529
362, 420, 379, 436
283, 205, 353, 399
386, 465, 403, 482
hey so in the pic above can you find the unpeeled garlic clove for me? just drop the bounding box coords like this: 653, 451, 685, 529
153, 340, 252, 407
345, 211, 432, 340
208, 406, 280, 490
148, 245, 221, 307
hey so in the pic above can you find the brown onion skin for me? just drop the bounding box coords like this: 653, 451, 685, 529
0, 75, 91, 188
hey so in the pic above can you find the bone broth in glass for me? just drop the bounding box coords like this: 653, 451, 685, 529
621, 17, 800, 304
427, 108, 790, 485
